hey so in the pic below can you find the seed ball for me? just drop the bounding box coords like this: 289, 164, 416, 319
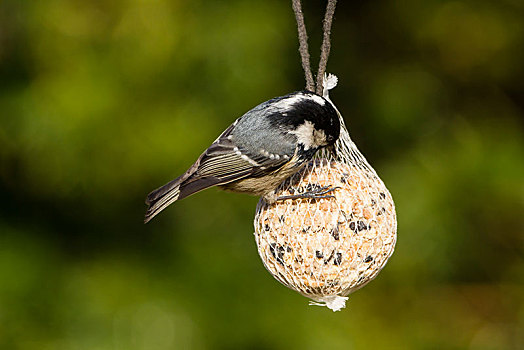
253, 159, 397, 311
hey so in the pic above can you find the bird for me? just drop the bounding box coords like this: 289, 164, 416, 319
144, 90, 340, 223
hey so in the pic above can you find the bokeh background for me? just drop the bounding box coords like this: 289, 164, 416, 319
1, 0, 523, 349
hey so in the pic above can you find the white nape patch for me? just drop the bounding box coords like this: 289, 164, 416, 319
274, 93, 326, 112
273, 94, 305, 110
290, 120, 327, 150
309, 94, 326, 106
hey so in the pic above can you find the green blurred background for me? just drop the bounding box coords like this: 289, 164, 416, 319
1, 0, 523, 349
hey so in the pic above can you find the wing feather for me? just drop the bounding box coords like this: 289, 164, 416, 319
145, 121, 295, 223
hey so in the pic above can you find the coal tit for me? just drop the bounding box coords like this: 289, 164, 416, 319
144, 90, 340, 223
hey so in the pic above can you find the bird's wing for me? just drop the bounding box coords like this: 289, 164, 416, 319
178, 129, 292, 200
145, 123, 238, 206
144, 122, 294, 223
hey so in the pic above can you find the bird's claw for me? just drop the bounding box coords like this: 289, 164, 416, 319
276, 185, 339, 202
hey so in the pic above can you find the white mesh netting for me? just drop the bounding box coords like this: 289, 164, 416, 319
253, 75, 397, 311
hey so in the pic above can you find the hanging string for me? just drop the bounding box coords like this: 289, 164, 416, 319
291, 0, 338, 95
316, 0, 337, 95
291, 0, 315, 92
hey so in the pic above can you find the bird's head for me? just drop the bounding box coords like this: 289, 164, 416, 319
273, 91, 340, 151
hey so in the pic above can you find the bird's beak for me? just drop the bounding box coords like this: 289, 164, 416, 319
326, 144, 337, 158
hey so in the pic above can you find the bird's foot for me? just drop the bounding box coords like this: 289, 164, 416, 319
276, 185, 339, 202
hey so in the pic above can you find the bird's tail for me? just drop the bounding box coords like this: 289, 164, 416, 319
144, 177, 183, 223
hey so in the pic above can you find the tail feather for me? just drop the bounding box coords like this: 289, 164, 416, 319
144, 153, 251, 222
144, 175, 223, 223
144, 177, 183, 223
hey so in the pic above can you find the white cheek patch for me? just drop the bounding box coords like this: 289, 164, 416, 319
290, 120, 316, 150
